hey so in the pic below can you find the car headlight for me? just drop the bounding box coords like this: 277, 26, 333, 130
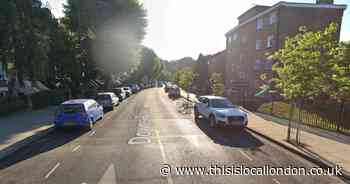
216, 112, 226, 118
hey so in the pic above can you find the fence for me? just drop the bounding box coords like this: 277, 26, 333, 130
257, 100, 350, 135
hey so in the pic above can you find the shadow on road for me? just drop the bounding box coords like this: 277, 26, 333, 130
195, 118, 264, 149
0, 128, 88, 170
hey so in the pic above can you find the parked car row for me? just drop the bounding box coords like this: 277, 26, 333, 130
54, 84, 142, 131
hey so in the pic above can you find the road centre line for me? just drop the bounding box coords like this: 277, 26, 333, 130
239, 150, 253, 161
156, 130, 174, 184
72, 145, 81, 152
45, 162, 60, 179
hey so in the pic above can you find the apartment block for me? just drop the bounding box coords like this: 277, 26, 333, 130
224, 0, 346, 105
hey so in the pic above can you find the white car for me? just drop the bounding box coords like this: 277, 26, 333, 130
122, 86, 132, 97
95, 92, 119, 111
194, 96, 248, 129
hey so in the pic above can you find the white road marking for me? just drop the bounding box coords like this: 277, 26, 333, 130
89, 131, 96, 136
72, 145, 81, 152
273, 178, 281, 184
45, 162, 60, 179
156, 130, 174, 184
98, 164, 117, 184
239, 150, 253, 161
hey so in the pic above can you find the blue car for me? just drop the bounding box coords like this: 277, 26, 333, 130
54, 99, 104, 130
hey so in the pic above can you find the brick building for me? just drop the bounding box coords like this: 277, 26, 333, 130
224, 0, 346, 106
208, 51, 226, 80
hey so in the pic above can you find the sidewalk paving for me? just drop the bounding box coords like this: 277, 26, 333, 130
180, 90, 350, 179
0, 106, 56, 160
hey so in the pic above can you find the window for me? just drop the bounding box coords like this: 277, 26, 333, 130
241, 35, 247, 44
239, 72, 246, 80
267, 35, 274, 48
257, 18, 263, 30
256, 40, 262, 50
233, 33, 238, 41
269, 12, 277, 25
255, 59, 263, 70
265, 61, 273, 70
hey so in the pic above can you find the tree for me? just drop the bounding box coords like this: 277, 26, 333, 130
63, 0, 147, 86
210, 73, 224, 96
269, 23, 340, 142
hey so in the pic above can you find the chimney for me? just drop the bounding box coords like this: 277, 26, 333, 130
316, 0, 334, 4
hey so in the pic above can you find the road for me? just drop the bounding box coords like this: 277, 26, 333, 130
0, 88, 345, 184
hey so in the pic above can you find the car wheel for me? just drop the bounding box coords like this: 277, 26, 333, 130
209, 115, 217, 128
87, 119, 94, 131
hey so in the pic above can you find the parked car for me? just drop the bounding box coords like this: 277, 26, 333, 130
168, 86, 181, 99
129, 84, 140, 93
194, 96, 248, 129
54, 99, 104, 130
95, 92, 119, 111
122, 86, 132, 97
113, 88, 126, 102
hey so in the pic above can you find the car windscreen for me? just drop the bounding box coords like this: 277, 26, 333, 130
61, 104, 84, 114
115, 89, 122, 93
96, 95, 111, 101
123, 88, 129, 90
211, 99, 236, 108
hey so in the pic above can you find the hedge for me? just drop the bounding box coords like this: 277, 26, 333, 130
0, 97, 27, 116
31, 90, 68, 110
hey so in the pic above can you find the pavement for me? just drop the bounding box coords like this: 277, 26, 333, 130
0, 88, 346, 184
181, 90, 350, 181
0, 106, 56, 160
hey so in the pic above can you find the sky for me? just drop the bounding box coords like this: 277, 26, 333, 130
47, 0, 350, 61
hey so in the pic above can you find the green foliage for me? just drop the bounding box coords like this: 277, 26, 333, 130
63, 0, 148, 79
0, 97, 27, 116
31, 90, 68, 109
270, 23, 341, 100
210, 73, 224, 96
174, 68, 195, 91
130, 47, 163, 82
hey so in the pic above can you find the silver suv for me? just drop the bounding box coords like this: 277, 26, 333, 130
194, 96, 248, 129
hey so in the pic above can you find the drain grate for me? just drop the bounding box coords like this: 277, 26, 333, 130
128, 137, 151, 145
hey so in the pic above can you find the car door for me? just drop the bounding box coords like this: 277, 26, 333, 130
203, 98, 212, 118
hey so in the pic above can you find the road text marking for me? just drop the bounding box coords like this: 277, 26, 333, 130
45, 162, 60, 179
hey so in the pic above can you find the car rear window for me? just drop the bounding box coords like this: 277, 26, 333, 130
96, 95, 111, 101
123, 88, 129, 90
61, 104, 84, 114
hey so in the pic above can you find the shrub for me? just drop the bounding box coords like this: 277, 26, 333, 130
0, 97, 27, 116
31, 90, 68, 109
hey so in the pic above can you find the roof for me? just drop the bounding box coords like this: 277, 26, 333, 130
201, 95, 227, 100
62, 99, 92, 105
97, 92, 114, 95
226, 1, 347, 36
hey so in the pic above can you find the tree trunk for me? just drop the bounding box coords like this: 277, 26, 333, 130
287, 100, 295, 141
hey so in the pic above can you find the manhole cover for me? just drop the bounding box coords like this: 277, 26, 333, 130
128, 137, 151, 145
136, 131, 151, 137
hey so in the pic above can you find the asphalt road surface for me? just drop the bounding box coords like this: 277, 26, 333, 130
0, 88, 346, 184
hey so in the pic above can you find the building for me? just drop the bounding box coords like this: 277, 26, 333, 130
193, 54, 212, 95
208, 50, 226, 80
224, 0, 347, 106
